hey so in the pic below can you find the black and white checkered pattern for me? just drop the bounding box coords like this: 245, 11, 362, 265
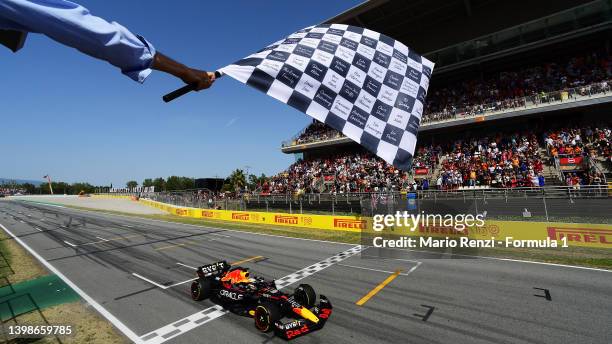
219, 24, 434, 170
274, 245, 365, 289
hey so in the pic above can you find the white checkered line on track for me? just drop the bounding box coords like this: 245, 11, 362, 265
139, 245, 365, 344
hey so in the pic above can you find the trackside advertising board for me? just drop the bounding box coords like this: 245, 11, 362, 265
132, 198, 612, 249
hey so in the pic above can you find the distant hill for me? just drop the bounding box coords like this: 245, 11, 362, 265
0, 178, 45, 186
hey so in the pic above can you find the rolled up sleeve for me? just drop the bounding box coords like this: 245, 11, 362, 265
0, 0, 156, 83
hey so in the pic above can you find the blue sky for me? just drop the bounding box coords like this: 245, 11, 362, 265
1, 0, 361, 186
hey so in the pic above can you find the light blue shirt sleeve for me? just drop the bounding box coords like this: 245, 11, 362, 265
0, 0, 156, 83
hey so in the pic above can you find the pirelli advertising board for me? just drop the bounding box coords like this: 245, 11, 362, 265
137, 199, 611, 249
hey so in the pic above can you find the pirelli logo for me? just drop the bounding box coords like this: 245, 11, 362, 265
547, 227, 611, 244
275, 215, 298, 224
334, 218, 366, 229
232, 213, 250, 221
201, 210, 215, 218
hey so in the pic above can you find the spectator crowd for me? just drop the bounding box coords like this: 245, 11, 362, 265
435, 132, 545, 189
265, 124, 610, 194
543, 125, 610, 186
285, 50, 610, 146
424, 50, 611, 122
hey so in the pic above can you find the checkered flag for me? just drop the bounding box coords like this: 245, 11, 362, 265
164, 24, 434, 170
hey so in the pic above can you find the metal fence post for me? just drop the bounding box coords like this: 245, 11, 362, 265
542, 189, 549, 222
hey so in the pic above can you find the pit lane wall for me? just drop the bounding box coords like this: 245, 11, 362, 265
92, 196, 612, 249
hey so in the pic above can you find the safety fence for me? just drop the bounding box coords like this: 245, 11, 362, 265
98, 185, 611, 223
99, 197, 612, 249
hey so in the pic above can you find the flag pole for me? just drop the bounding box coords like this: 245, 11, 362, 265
44, 175, 54, 195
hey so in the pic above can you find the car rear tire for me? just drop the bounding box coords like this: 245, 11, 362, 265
254, 301, 281, 333
294, 284, 316, 308
191, 278, 213, 301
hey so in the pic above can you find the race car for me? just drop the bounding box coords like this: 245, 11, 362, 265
190, 261, 332, 340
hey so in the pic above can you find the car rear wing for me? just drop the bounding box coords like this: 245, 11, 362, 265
196, 261, 230, 278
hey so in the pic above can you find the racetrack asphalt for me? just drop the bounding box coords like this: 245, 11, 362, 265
0, 200, 610, 344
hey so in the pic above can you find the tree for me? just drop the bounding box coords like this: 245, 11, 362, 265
179, 176, 195, 190
72, 182, 95, 194
165, 176, 181, 191
229, 169, 246, 191
152, 177, 165, 191
126, 180, 138, 189
248, 173, 267, 191
142, 178, 153, 187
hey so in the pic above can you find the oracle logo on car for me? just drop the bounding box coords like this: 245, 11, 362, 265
275, 215, 299, 224
232, 213, 250, 221
547, 227, 611, 244
219, 289, 244, 300
334, 218, 366, 229
201, 210, 215, 218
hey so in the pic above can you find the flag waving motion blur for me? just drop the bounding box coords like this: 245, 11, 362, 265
167, 24, 434, 170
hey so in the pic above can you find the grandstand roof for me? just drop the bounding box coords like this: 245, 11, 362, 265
325, 0, 595, 55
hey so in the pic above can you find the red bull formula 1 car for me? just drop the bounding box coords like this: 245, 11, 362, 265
190, 261, 332, 340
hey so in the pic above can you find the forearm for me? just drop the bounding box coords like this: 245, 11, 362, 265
152, 52, 215, 91
151, 53, 189, 80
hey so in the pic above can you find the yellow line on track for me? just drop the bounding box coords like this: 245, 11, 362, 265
355, 269, 402, 306
231, 255, 264, 265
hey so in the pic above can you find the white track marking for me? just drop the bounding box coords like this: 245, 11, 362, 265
139, 245, 364, 343
338, 263, 420, 276
34, 227, 43, 232
378, 256, 421, 264
210, 233, 231, 238
51, 203, 612, 272
383, 246, 612, 273
139, 305, 227, 344
176, 262, 197, 269
165, 278, 198, 289
132, 273, 170, 289
132, 264, 198, 290
18, 201, 612, 272
0, 222, 143, 344
26, 202, 354, 247
406, 263, 421, 274
63, 240, 76, 247
96, 236, 110, 242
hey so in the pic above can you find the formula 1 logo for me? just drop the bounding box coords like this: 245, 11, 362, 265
219, 289, 244, 301
334, 218, 366, 229
547, 227, 611, 244
275, 215, 299, 224
175, 209, 188, 216
232, 213, 250, 221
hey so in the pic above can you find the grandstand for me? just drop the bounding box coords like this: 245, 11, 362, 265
276, 0, 611, 195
